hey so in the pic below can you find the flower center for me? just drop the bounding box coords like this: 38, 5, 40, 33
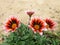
46, 24, 49, 29
34, 25, 40, 30
12, 23, 17, 29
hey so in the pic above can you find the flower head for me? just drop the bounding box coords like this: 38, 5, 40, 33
45, 18, 56, 30
29, 17, 46, 35
4, 16, 20, 32
26, 10, 34, 17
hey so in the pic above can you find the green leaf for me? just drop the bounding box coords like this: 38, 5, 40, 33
21, 35, 29, 40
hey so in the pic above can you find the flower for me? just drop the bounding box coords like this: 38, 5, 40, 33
4, 16, 20, 32
25, 10, 35, 25
29, 17, 46, 35
45, 18, 56, 30
26, 10, 34, 17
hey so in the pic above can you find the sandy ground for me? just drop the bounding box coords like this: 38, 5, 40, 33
0, 0, 60, 43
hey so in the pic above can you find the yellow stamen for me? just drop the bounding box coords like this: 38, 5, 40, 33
12, 23, 17, 29
46, 25, 49, 28
34, 25, 40, 30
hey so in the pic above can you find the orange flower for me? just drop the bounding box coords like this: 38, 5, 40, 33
4, 16, 20, 32
29, 17, 46, 35
45, 18, 56, 30
26, 10, 34, 17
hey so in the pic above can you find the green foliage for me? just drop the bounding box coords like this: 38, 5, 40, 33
1, 23, 60, 45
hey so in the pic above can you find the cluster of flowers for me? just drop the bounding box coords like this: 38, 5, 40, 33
4, 10, 56, 35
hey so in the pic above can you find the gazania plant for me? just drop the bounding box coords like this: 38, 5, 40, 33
1, 11, 60, 45
25, 10, 35, 25
25, 10, 34, 17
4, 16, 20, 32
29, 17, 46, 35
45, 18, 56, 31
